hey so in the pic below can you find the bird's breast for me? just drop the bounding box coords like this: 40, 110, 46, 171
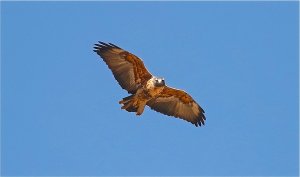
146, 86, 164, 98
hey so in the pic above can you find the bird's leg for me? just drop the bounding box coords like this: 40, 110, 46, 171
136, 101, 147, 116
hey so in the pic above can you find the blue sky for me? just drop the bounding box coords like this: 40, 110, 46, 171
1, 1, 299, 176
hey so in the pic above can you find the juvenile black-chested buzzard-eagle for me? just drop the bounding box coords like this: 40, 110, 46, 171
93, 42, 206, 127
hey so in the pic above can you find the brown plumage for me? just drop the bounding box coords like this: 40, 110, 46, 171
93, 41, 206, 127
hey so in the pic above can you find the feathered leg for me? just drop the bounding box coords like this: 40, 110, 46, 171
136, 101, 146, 115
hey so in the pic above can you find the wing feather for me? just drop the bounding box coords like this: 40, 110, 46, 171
147, 86, 206, 126
93, 42, 152, 94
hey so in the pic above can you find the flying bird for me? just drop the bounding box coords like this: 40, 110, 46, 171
93, 42, 206, 127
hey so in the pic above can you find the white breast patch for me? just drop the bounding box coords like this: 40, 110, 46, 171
146, 77, 155, 89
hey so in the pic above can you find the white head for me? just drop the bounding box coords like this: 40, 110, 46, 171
153, 76, 165, 87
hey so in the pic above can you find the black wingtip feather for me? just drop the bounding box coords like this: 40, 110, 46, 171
108, 42, 121, 49
99, 42, 109, 46
193, 111, 206, 127
93, 41, 122, 54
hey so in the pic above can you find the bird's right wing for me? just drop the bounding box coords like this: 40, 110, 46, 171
93, 42, 153, 94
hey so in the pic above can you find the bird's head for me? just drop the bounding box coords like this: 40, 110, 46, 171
153, 77, 165, 87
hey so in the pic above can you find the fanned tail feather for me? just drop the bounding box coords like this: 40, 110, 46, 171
119, 95, 138, 112
119, 95, 146, 115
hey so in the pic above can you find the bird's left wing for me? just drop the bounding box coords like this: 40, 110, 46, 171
93, 42, 152, 94
147, 86, 206, 126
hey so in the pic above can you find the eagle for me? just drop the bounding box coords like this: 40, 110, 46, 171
93, 42, 206, 127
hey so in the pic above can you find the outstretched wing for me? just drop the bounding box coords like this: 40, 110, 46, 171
147, 86, 206, 127
93, 42, 153, 94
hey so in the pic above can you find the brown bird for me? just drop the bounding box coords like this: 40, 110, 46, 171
93, 42, 206, 126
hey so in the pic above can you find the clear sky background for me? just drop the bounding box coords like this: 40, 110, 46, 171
1, 1, 299, 176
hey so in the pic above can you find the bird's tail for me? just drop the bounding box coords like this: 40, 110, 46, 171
119, 95, 146, 115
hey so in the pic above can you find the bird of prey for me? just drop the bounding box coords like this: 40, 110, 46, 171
93, 42, 206, 127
